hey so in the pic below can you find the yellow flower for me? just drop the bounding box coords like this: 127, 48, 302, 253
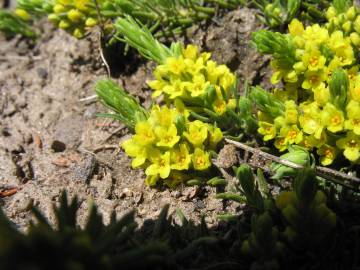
145, 151, 171, 179
53, 4, 66, 14
336, 132, 360, 161
163, 80, 190, 99
67, 9, 83, 22
212, 98, 227, 115
299, 102, 323, 139
85, 17, 97, 27
183, 120, 208, 146
302, 49, 326, 72
302, 70, 326, 90
288, 19, 304, 36
284, 100, 298, 124
165, 56, 186, 75
170, 144, 192, 170
75, 0, 91, 11
300, 135, 324, 150
279, 125, 303, 144
155, 124, 180, 148
321, 103, 345, 133
192, 148, 211, 171
345, 100, 360, 135
313, 83, 330, 106
317, 144, 337, 166
149, 106, 177, 127
15, 9, 31, 21
133, 121, 156, 145
274, 137, 289, 152
121, 139, 153, 168
188, 74, 209, 97
303, 24, 329, 44
148, 79, 166, 98
208, 125, 223, 148
183, 44, 198, 60
258, 122, 276, 141
350, 76, 360, 101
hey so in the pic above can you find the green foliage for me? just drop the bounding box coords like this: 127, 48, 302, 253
114, 15, 180, 64
252, 0, 330, 28
276, 168, 337, 249
0, 191, 221, 270
249, 86, 284, 118
252, 30, 296, 69
95, 79, 149, 131
0, 10, 36, 38
271, 145, 312, 180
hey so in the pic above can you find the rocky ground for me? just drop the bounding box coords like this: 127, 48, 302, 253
0, 8, 270, 230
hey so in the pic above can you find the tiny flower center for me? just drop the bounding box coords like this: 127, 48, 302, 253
309, 56, 319, 67
331, 115, 341, 126
325, 149, 333, 158
309, 75, 319, 84
288, 130, 298, 139
348, 139, 358, 148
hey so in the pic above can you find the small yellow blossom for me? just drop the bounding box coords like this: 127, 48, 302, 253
192, 148, 211, 170
336, 132, 360, 161
321, 103, 345, 133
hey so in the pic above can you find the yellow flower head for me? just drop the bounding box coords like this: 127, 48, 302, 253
317, 144, 337, 166
188, 74, 209, 97
145, 151, 171, 179
122, 138, 147, 168
336, 132, 360, 162
170, 144, 192, 170
302, 49, 326, 72
280, 125, 303, 145
207, 125, 223, 148
313, 83, 330, 106
303, 24, 329, 44
351, 76, 360, 101
345, 100, 360, 135
299, 102, 323, 139
155, 124, 180, 148
134, 121, 156, 145
321, 103, 345, 133
212, 98, 227, 115
284, 100, 298, 124
258, 121, 277, 141
288, 19, 304, 36
165, 56, 186, 75
182, 44, 199, 60
274, 137, 289, 152
184, 120, 208, 146
302, 70, 326, 90
192, 148, 211, 171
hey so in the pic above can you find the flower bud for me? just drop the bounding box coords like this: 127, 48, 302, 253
15, 9, 31, 21
354, 15, 360, 33
346, 6, 357, 21
350, 32, 360, 46
85, 18, 98, 27
326, 6, 337, 20
48, 14, 60, 24
67, 9, 83, 23
73, 28, 84, 38
59, 20, 70, 29
53, 4, 66, 14
342, 21, 352, 33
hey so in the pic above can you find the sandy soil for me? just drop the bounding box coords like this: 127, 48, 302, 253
0, 8, 270, 230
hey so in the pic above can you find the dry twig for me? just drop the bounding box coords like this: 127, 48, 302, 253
226, 138, 360, 189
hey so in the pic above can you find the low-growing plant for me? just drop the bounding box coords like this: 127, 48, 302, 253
251, 2, 360, 167
0, 0, 245, 40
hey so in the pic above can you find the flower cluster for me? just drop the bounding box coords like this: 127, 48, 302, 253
47, 0, 105, 38
121, 104, 223, 186
253, 4, 360, 165
147, 45, 236, 117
